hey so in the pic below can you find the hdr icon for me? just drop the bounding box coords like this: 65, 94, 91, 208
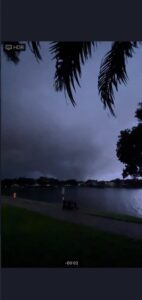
4, 43, 26, 51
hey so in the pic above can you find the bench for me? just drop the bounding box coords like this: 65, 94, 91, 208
62, 200, 79, 210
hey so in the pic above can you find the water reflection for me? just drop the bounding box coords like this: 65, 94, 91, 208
131, 189, 142, 216
2, 186, 142, 217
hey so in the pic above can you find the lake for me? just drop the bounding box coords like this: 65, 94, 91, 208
2, 186, 142, 217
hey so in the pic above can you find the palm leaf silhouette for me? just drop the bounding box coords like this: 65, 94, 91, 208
27, 42, 42, 61
98, 42, 139, 116
3, 41, 42, 63
2, 41, 141, 115
50, 42, 96, 105
3, 41, 21, 63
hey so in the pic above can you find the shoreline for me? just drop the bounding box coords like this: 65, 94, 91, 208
2, 195, 142, 240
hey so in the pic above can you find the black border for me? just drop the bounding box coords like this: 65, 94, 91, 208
1, 0, 142, 299
2, 0, 142, 40
2, 268, 142, 300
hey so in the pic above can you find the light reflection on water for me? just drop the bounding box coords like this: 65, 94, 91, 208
2, 187, 142, 217
68, 187, 142, 217
131, 190, 142, 217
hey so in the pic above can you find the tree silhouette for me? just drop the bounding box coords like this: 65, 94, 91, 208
2, 41, 142, 115
135, 102, 142, 123
116, 103, 142, 178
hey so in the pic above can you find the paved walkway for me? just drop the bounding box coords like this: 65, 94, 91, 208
2, 196, 142, 240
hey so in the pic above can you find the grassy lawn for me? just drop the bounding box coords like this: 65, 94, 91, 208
83, 209, 142, 224
2, 204, 142, 267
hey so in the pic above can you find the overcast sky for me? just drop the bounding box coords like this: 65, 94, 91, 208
1, 42, 142, 180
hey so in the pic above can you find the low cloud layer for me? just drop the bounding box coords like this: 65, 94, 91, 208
2, 107, 105, 179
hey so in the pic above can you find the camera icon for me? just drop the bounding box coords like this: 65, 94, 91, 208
5, 44, 13, 51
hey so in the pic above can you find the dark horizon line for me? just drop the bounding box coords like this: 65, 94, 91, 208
1, 177, 142, 182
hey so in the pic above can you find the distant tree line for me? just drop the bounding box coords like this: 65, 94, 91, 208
1, 177, 142, 189
1, 177, 79, 188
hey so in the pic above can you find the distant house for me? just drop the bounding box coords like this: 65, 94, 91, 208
85, 180, 98, 187
77, 181, 84, 187
120, 181, 127, 187
33, 183, 40, 187
98, 181, 116, 187
107, 181, 115, 187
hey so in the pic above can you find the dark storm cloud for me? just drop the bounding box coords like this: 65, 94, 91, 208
1, 42, 142, 179
1, 108, 103, 179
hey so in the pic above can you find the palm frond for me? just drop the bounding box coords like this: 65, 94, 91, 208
98, 41, 139, 116
50, 42, 96, 105
3, 41, 42, 63
3, 41, 21, 64
27, 41, 42, 61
